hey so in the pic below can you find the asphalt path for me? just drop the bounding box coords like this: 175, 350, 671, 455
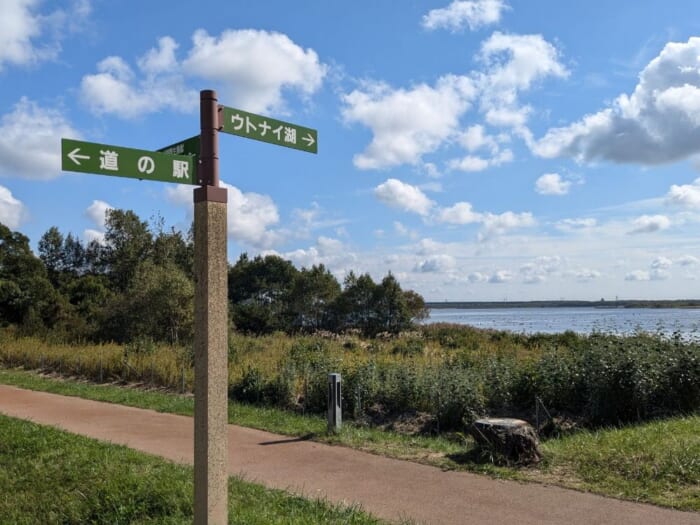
0, 385, 697, 524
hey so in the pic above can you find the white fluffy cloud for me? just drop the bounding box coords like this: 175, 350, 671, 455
374, 179, 435, 216
81, 38, 197, 118
0, 185, 27, 228
0, 0, 90, 70
0, 0, 44, 69
165, 180, 282, 249
343, 30, 566, 170
535, 173, 571, 195
436, 200, 535, 238
422, 0, 509, 32
678, 255, 699, 266
556, 217, 597, 231
534, 37, 700, 165
342, 76, 476, 169
81, 29, 325, 118
0, 98, 80, 180
85, 199, 113, 229
448, 148, 513, 172
488, 270, 513, 283
224, 182, 281, 249
414, 254, 457, 273
438, 202, 482, 224
666, 177, 700, 209
476, 32, 568, 128
480, 211, 535, 238
651, 256, 673, 270
629, 214, 671, 234
183, 29, 326, 114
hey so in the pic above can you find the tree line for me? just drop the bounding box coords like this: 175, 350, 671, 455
0, 210, 427, 344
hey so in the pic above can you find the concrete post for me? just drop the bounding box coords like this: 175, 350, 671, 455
328, 373, 342, 433
194, 89, 228, 525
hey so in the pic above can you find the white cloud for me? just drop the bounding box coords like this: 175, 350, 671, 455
0, 185, 27, 228
85, 199, 113, 229
422, 0, 509, 32
556, 217, 597, 231
0, 0, 89, 70
281, 237, 357, 273
666, 177, 700, 209
476, 32, 568, 130
651, 256, 673, 270
459, 124, 499, 153
480, 210, 535, 238
183, 29, 326, 114
342, 76, 476, 169
224, 182, 281, 249
414, 254, 456, 273
0, 0, 44, 69
82, 29, 324, 118
570, 268, 601, 282
625, 270, 650, 282
81, 38, 197, 119
438, 202, 482, 224
374, 179, 435, 216
447, 148, 513, 172
651, 268, 671, 280
535, 173, 571, 195
448, 155, 489, 172
520, 255, 561, 284
83, 228, 105, 245
629, 214, 671, 234
165, 180, 282, 249
534, 37, 700, 166
468, 272, 488, 283
0, 98, 79, 180
677, 255, 699, 266
489, 270, 513, 283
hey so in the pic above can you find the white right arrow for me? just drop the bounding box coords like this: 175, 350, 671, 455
68, 148, 91, 165
302, 133, 315, 147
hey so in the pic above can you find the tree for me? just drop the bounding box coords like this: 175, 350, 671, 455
98, 260, 193, 344
0, 223, 65, 330
102, 209, 153, 291
289, 264, 341, 332
332, 272, 378, 334
228, 254, 298, 334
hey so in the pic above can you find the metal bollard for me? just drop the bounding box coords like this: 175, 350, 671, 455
327, 373, 342, 433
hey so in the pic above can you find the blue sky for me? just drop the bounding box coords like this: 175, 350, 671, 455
2, 0, 700, 301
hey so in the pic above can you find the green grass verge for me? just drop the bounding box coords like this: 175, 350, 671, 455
1, 367, 698, 512
0, 413, 383, 524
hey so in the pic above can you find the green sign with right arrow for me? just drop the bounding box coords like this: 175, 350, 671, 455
220, 106, 317, 154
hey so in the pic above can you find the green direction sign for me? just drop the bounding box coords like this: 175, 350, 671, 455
220, 106, 317, 154
157, 135, 200, 157
61, 138, 197, 185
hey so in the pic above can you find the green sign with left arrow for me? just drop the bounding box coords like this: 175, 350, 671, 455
61, 138, 197, 185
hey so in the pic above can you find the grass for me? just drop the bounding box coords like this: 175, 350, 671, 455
1, 367, 698, 512
535, 418, 700, 510
0, 413, 384, 524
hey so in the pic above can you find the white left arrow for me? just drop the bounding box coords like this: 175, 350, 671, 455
68, 148, 90, 165
302, 133, 315, 147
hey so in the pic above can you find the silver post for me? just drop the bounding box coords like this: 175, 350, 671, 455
328, 373, 342, 433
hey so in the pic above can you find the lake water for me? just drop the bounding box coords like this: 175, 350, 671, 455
424, 307, 700, 339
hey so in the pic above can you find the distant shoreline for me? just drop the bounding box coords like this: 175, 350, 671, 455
426, 300, 700, 310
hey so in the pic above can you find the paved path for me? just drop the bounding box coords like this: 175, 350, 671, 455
0, 385, 697, 525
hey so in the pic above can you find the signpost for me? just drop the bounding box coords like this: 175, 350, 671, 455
220, 106, 318, 154
61, 138, 197, 185
157, 135, 201, 157
61, 90, 317, 525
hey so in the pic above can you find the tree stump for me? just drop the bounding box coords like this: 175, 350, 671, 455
470, 418, 541, 464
